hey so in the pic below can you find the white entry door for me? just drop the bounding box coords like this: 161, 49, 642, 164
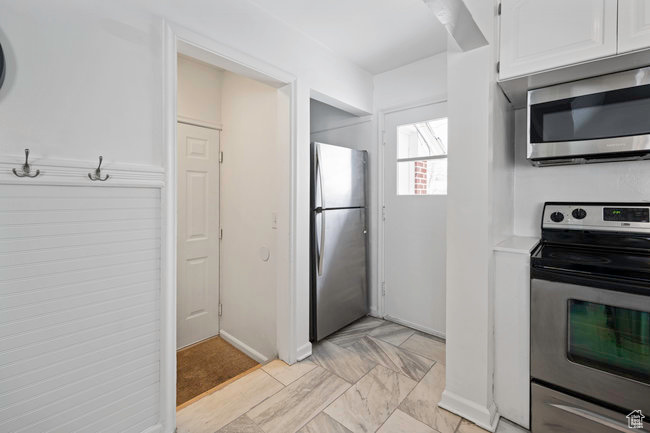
383, 102, 447, 336
177, 122, 220, 349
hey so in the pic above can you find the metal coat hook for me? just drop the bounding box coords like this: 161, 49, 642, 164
88, 156, 109, 181
12, 149, 40, 178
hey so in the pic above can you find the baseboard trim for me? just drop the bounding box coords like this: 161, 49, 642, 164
140, 424, 163, 433
369, 309, 381, 318
384, 315, 446, 340
439, 389, 500, 432
219, 330, 269, 364
296, 342, 312, 361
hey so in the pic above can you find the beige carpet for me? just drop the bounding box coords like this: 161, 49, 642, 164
177, 336, 259, 407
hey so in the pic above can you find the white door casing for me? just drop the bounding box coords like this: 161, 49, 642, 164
618, 0, 650, 54
177, 122, 220, 349
382, 102, 447, 337
499, 0, 618, 80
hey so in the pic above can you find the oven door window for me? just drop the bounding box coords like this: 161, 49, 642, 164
568, 300, 650, 384
530, 84, 650, 143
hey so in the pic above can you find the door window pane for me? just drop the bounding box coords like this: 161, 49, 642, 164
396, 117, 448, 196
397, 119, 448, 158
397, 159, 447, 195
568, 300, 650, 384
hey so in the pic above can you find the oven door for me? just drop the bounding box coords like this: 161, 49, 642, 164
527, 66, 650, 163
531, 273, 650, 414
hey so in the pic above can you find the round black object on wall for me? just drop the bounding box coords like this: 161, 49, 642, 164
0, 42, 5, 90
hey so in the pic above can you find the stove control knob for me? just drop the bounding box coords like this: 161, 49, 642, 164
572, 208, 587, 220
550, 211, 564, 223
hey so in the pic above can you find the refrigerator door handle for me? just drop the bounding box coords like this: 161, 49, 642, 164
315, 144, 326, 276
318, 210, 325, 276
316, 144, 324, 209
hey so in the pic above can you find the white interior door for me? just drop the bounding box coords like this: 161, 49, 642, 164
383, 102, 447, 336
177, 122, 220, 349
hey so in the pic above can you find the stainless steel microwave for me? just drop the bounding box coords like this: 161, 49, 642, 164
527, 66, 650, 166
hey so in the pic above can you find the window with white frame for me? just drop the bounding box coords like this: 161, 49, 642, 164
396, 117, 448, 195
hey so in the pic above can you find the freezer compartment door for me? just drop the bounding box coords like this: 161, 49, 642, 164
314, 207, 368, 340
313, 142, 366, 209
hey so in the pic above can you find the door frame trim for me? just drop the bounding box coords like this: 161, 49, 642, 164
162, 20, 299, 432
377, 98, 447, 319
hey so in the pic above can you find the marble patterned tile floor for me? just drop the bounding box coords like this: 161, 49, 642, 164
176, 317, 529, 433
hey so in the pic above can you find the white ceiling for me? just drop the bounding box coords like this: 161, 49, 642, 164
248, 0, 447, 75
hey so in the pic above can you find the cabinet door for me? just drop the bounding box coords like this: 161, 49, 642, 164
499, 0, 618, 80
618, 0, 650, 53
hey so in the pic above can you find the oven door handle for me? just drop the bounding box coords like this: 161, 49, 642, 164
531, 267, 650, 297
550, 404, 631, 433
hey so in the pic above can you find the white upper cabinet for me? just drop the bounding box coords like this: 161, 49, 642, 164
618, 0, 650, 53
499, 0, 618, 80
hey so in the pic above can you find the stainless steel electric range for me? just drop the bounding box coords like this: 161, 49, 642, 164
531, 202, 650, 433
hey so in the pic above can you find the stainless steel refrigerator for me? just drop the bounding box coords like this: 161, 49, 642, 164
310, 142, 368, 342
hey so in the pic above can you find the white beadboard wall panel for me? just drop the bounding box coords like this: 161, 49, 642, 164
1, 281, 158, 326
1, 229, 161, 254
2, 348, 158, 423
1, 268, 157, 307
0, 311, 159, 375
1, 238, 159, 268
0, 300, 159, 352
78, 388, 159, 433
0, 181, 162, 433
0, 207, 160, 225
1, 249, 158, 282
1, 328, 159, 391
0, 218, 160, 239
121, 416, 161, 433
0, 290, 158, 340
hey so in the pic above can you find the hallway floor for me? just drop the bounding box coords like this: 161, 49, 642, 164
176, 317, 527, 433
177, 336, 259, 407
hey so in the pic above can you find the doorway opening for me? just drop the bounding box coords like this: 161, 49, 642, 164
381, 101, 448, 338
173, 46, 292, 408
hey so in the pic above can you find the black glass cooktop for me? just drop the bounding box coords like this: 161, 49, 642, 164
532, 244, 650, 282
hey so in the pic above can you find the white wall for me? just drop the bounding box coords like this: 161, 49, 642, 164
442, 41, 494, 430
513, 108, 650, 236
440, 0, 514, 430
0, 1, 374, 431
374, 53, 447, 110
220, 71, 288, 361
177, 55, 223, 128
0, 0, 373, 166
310, 99, 369, 132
